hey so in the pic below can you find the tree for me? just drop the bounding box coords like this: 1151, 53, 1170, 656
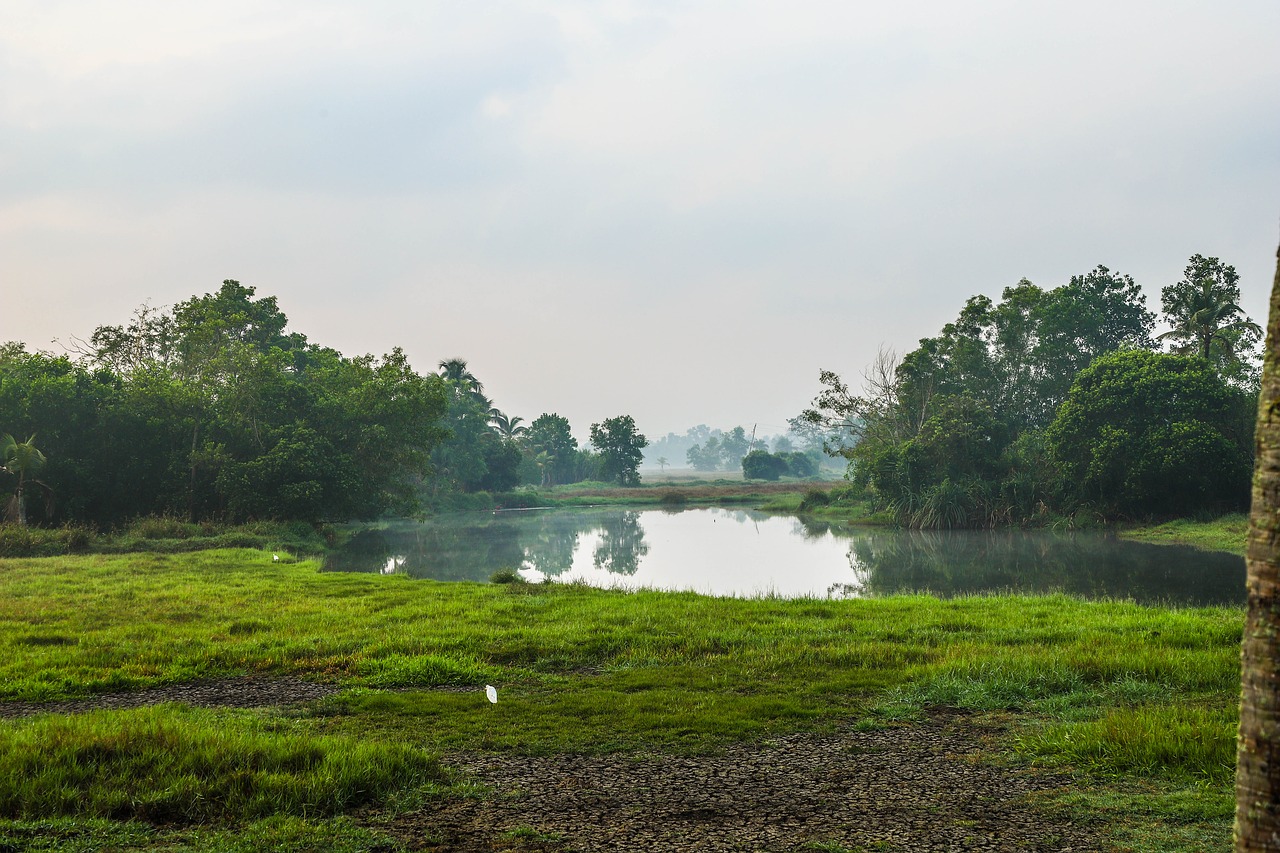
437, 358, 491, 409
1, 433, 52, 526
1031, 266, 1156, 421
742, 449, 788, 481
686, 436, 723, 471
1236, 240, 1280, 849
720, 427, 751, 469
1045, 350, 1251, 517
526, 414, 580, 486
1160, 254, 1261, 370
589, 415, 648, 486
490, 410, 527, 440
656, 456, 669, 473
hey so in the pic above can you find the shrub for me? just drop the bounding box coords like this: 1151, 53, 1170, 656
798, 489, 831, 512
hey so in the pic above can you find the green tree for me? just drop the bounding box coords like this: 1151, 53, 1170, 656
1, 433, 51, 526
589, 415, 648, 486
720, 426, 751, 469
525, 414, 580, 486
1159, 254, 1261, 371
686, 435, 723, 471
1045, 349, 1251, 516
1030, 266, 1156, 421
438, 358, 491, 409
742, 449, 788, 481
489, 410, 527, 440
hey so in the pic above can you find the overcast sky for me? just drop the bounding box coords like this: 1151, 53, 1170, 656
3, 1, 1278, 441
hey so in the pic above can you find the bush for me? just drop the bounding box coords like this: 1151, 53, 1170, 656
798, 489, 831, 512
742, 450, 789, 481
0, 524, 95, 557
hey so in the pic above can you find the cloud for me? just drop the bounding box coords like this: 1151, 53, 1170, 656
2, 0, 1278, 434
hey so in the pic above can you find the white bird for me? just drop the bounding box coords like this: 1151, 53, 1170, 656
485, 684, 498, 704
272, 554, 280, 562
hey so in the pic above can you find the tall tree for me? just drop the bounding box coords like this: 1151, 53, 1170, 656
1161, 255, 1262, 366
525, 414, 579, 486
437, 358, 490, 409
490, 410, 527, 440
1236, 241, 1280, 850
589, 415, 648, 486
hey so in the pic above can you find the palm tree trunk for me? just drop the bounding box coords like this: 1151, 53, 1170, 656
1237, 240, 1280, 850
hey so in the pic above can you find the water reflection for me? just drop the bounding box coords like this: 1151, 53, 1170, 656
322, 508, 1245, 605
845, 530, 1245, 604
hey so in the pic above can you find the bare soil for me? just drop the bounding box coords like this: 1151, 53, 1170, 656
391, 712, 1096, 853
2, 681, 1098, 852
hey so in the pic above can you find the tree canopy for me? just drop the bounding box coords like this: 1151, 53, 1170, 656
589, 416, 648, 486
805, 256, 1258, 526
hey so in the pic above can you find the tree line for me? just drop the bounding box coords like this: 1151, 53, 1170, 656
805, 255, 1261, 526
0, 281, 648, 527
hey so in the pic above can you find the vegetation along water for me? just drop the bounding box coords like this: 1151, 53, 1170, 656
0, 254, 1264, 850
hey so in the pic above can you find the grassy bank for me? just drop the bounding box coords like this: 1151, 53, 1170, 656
0, 547, 1246, 850
1117, 513, 1248, 555
0, 517, 332, 559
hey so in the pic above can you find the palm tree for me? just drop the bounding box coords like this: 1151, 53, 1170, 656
438, 358, 481, 390
656, 456, 669, 473
1160, 258, 1262, 363
1, 433, 52, 526
490, 410, 528, 440
1236, 240, 1280, 849
533, 450, 555, 487
437, 358, 490, 408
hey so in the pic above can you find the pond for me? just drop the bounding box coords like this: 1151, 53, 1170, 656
322, 506, 1245, 606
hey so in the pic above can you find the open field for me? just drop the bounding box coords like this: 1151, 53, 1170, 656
548, 478, 830, 504
0, 545, 1245, 851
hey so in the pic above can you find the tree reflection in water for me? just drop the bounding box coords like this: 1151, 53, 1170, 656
847, 529, 1245, 604
591, 511, 649, 576
322, 509, 1244, 605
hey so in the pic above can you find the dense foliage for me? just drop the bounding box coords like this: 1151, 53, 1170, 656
806, 256, 1259, 526
741, 449, 818, 481
0, 283, 449, 525
589, 415, 648, 486
0, 282, 654, 527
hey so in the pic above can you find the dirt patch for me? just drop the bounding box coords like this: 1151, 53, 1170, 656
0, 675, 340, 718
386, 714, 1095, 852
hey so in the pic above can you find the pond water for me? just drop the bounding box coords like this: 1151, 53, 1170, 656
322, 506, 1245, 605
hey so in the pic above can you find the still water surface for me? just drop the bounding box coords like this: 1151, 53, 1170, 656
323, 507, 1245, 605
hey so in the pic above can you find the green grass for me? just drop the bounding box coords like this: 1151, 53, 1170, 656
0, 815, 408, 852
0, 519, 331, 559
0, 547, 1247, 848
0, 705, 444, 821
1119, 513, 1248, 555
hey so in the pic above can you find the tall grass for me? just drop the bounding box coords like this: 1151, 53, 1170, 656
0, 705, 443, 822
1019, 704, 1237, 784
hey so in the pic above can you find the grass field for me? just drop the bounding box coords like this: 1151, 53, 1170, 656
0, 543, 1247, 851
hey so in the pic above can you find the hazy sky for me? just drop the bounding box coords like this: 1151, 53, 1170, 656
4, 1, 1278, 441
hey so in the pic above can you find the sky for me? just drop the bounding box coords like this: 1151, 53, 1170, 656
3, 1, 1278, 442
